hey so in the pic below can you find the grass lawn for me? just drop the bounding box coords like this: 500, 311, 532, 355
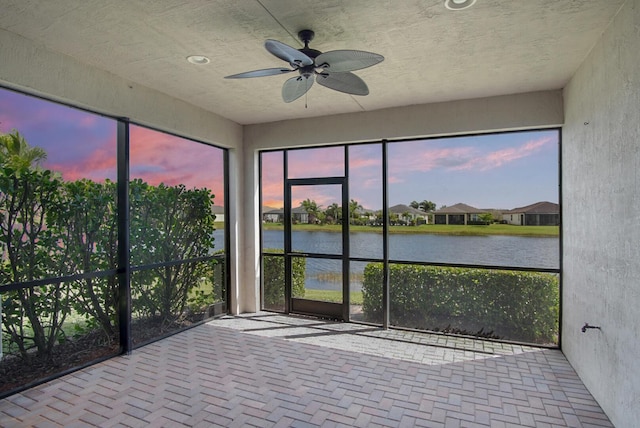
263, 222, 558, 237
302, 289, 363, 305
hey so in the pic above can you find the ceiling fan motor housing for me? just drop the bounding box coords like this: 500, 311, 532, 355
298, 30, 322, 60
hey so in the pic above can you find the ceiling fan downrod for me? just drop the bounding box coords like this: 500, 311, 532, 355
297, 29, 322, 60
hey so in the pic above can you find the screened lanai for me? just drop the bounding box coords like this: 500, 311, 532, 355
1, 1, 639, 426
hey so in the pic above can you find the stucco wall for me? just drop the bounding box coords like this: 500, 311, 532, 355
562, 0, 640, 426
245, 91, 563, 150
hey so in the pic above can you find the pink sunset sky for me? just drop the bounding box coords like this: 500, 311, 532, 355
262, 131, 559, 210
0, 88, 225, 206
2, 87, 558, 212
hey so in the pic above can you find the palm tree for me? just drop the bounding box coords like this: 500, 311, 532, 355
410, 199, 436, 212
349, 199, 363, 220
419, 200, 436, 212
389, 212, 399, 225
300, 199, 320, 224
402, 211, 411, 225
0, 130, 47, 173
325, 203, 340, 224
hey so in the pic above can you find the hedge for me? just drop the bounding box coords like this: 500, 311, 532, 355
1, 136, 220, 358
362, 263, 559, 344
262, 250, 306, 310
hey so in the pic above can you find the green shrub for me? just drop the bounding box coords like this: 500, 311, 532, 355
362, 263, 559, 344
262, 250, 305, 310
187, 257, 226, 314
49, 179, 119, 337
129, 179, 217, 323
0, 165, 71, 358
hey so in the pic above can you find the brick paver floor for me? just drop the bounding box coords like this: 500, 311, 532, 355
0, 313, 612, 427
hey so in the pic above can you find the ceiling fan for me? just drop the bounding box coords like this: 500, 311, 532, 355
225, 30, 384, 103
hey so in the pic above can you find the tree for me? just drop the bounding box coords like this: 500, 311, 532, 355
411, 200, 436, 212
401, 211, 411, 225
374, 210, 384, 224
349, 199, 363, 221
1, 132, 69, 358
48, 179, 119, 336
324, 203, 341, 224
419, 200, 436, 212
389, 212, 399, 225
300, 198, 320, 224
0, 130, 47, 174
130, 180, 217, 324
478, 213, 494, 225
1, 130, 222, 358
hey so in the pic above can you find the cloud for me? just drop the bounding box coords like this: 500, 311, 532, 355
260, 152, 284, 184
389, 146, 477, 172
261, 181, 284, 207
450, 136, 554, 171
387, 175, 404, 184
287, 146, 345, 178
129, 126, 226, 204
0, 87, 227, 205
46, 135, 117, 182
349, 157, 381, 170
360, 177, 382, 189
2, 88, 120, 181
388, 135, 555, 174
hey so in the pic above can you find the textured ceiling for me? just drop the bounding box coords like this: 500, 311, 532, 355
0, 0, 624, 125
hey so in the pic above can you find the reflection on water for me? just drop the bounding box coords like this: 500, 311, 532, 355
262, 230, 559, 290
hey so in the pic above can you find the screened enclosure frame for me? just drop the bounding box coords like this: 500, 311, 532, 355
259, 129, 562, 347
0, 87, 230, 397
119, 119, 231, 353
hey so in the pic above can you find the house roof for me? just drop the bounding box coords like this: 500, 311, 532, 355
389, 204, 427, 216
504, 201, 559, 214
264, 207, 307, 214
434, 203, 486, 214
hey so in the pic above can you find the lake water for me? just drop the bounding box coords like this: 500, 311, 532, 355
260, 230, 559, 290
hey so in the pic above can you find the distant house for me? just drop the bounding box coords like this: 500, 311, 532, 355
262, 207, 309, 224
389, 204, 430, 224
262, 208, 281, 223
211, 205, 225, 222
353, 207, 376, 224
433, 203, 487, 225
502, 201, 559, 226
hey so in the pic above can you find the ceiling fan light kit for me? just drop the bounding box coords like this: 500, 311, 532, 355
225, 30, 384, 103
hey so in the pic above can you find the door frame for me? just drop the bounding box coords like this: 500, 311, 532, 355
284, 177, 350, 320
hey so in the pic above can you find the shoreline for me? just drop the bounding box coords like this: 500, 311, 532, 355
261, 223, 559, 237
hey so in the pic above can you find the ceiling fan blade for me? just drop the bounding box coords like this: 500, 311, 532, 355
316, 71, 369, 96
282, 75, 314, 103
225, 68, 294, 79
265, 39, 314, 67
315, 50, 384, 72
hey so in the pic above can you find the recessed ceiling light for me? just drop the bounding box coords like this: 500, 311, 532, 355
444, 0, 476, 10
187, 55, 210, 65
